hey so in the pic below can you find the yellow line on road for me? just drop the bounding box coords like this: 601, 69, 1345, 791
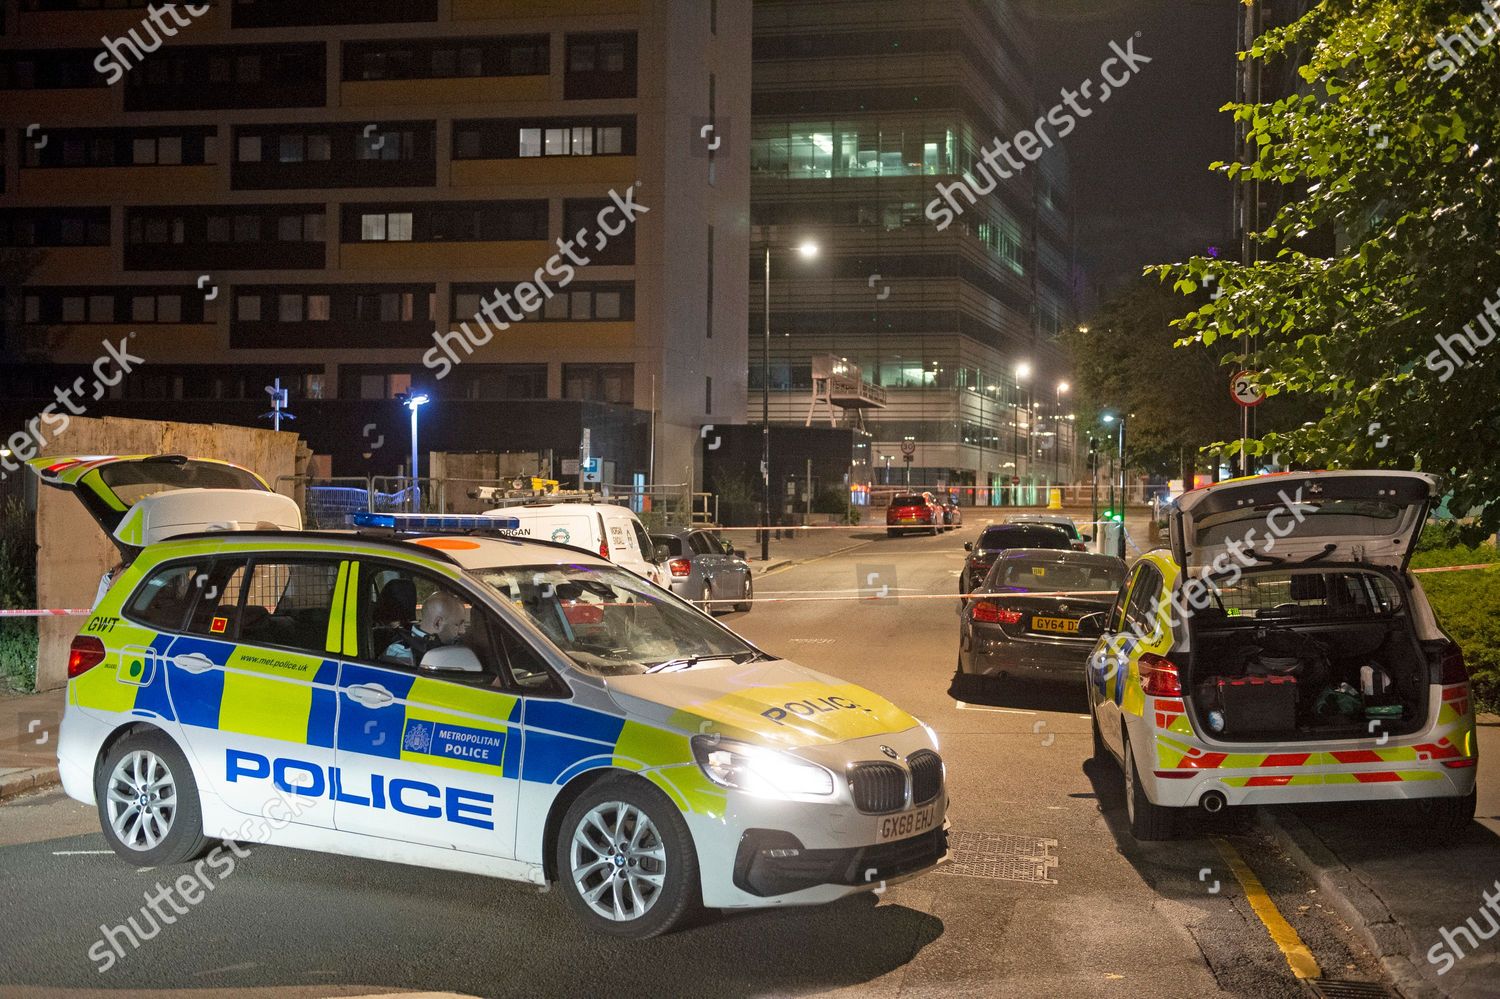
1212, 837, 1321, 980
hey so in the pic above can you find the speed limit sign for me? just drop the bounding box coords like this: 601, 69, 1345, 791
1229, 371, 1264, 408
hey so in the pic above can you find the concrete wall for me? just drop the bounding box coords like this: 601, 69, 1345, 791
34, 417, 300, 691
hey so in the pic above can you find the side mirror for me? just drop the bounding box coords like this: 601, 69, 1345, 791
419, 645, 484, 674
1081, 533, 1094, 543
963, 542, 974, 552
652, 543, 672, 563
733, 549, 747, 559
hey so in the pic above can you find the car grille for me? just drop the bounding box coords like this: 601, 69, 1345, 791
908, 750, 944, 805
848, 762, 906, 814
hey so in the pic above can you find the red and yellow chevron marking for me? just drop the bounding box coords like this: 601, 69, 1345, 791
1154, 733, 1473, 772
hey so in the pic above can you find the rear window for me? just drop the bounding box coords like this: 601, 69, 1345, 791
98, 459, 265, 506
1205, 570, 1402, 620
890, 494, 927, 506
652, 535, 684, 557
978, 526, 1071, 551
991, 559, 1125, 593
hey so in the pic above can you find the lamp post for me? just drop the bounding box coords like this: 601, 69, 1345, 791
400, 392, 430, 512
1054, 381, 1070, 486
1013, 361, 1031, 506
761, 236, 819, 561
1102, 411, 1127, 557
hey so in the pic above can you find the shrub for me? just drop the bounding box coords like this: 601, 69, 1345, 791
0, 499, 38, 694
1410, 523, 1499, 714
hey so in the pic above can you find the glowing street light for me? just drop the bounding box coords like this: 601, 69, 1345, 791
400, 392, 430, 512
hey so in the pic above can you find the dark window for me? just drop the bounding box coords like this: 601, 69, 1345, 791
125, 204, 325, 271
0, 49, 108, 89
448, 364, 549, 401
563, 32, 637, 99
24, 286, 202, 325
124, 563, 205, 632
706, 225, 714, 338
185, 560, 252, 639
563, 198, 633, 265
233, 122, 436, 190
343, 35, 547, 81
1123, 564, 1164, 638
22, 127, 218, 169
233, 0, 437, 28
563, 364, 633, 406
452, 283, 633, 323
976, 525, 1072, 552
238, 560, 343, 656
125, 43, 325, 111
0, 208, 109, 247
353, 562, 503, 679
232, 284, 435, 349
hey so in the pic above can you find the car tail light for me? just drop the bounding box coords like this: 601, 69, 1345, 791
1139, 653, 1183, 697
68, 635, 106, 678
1072, 542, 1088, 552
1439, 642, 1469, 685
668, 558, 692, 578
599, 539, 609, 559
971, 601, 1023, 625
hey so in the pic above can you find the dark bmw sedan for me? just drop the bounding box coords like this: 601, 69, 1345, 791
960, 522, 1073, 593
958, 549, 1127, 686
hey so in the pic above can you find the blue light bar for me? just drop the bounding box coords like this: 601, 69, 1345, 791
353, 511, 521, 533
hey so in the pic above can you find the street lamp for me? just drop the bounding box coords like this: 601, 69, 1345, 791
400, 392, 429, 512
1101, 411, 1127, 557
1055, 381, 1070, 485
761, 234, 819, 561
1013, 362, 1032, 506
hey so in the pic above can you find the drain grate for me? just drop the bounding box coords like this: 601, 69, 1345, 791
935, 830, 1059, 885
1307, 980, 1397, 999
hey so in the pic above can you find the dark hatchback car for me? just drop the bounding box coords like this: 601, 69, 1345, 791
960, 522, 1073, 592
958, 549, 1127, 686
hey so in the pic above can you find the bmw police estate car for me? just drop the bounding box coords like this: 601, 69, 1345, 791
1088, 470, 1476, 841
35, 455, 948, 938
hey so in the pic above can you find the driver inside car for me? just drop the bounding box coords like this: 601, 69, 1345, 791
382, 589, 469, 667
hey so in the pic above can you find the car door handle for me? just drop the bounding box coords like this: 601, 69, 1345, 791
346, 683, 395, 708
172, 652, 216, 674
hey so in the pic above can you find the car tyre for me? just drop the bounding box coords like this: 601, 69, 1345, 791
886, 528, 899, 538
1122, 728, 1176, 841
734, 577, 753, 613
95, 728, 212, 867
555, 775, 701, 939
1413, 789, 1476, 842
1090, 704, 1109, 763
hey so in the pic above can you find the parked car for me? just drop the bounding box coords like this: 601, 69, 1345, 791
958, 550, 1127, 687
938, 496, 964, 531
1005, 513, 1090, 552
651, 529, 754, 613
960, 523, 1074, 592
482, 499, 664, 586
1089, 470, 1477, 841
886, 492, 942, 536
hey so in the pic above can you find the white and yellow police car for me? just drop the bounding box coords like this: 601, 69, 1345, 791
36, 455, 948, 938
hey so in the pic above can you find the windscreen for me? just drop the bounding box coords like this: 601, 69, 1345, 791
473, 563, 760, 676
991, 558, 1124, 593
1013, 518, 1080, 539
98, 460, 265, 506
978, 526, 1071, 551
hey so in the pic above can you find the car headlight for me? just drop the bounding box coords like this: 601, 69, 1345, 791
690, 736, 835, 797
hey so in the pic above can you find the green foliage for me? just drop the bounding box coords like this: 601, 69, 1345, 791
1154, 0, 1500, 529
0, 499, 38, 694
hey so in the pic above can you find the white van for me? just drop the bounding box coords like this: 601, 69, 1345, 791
481, 500, 665, 586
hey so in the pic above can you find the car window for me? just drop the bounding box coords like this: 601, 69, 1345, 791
1123, 564, 1164, 639
652, 534, 684, 557
990, 559, 1126, 593
689, 532, 714, 555
1208, 569, 1401, 620
474, 562, 758, 676
713, 534, 737, 556
238, 560, 342, 655
628, 519, 654, 560
978, 526, 1070, 550
184, 559, 250, 638
355, 562, 500, 678
890, 494, 925, 506
125, 562, 203, 632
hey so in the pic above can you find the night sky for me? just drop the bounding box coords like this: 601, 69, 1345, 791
1020, 0, 1241, 303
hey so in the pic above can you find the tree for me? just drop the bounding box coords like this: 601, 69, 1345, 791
1065, 275, 1265, 482
1157, 0, 1500, 529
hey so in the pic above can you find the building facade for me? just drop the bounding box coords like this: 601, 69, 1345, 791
748, 0, 1079, 503
0, 0, 749, 489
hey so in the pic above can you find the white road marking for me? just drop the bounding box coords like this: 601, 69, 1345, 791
51, 850, 113, 855
954, 701, 1036, 715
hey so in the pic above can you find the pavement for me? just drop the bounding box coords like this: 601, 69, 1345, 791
0, 686, 65, 802
3, 515, 1498, 996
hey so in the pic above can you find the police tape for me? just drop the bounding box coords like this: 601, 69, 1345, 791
0, 608, 91, 617
2, 562, 1494, 616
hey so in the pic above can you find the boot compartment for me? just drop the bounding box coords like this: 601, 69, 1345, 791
1183, 569, 1431, 742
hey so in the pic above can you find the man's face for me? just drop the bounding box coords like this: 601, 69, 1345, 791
437, 608, 468, 644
